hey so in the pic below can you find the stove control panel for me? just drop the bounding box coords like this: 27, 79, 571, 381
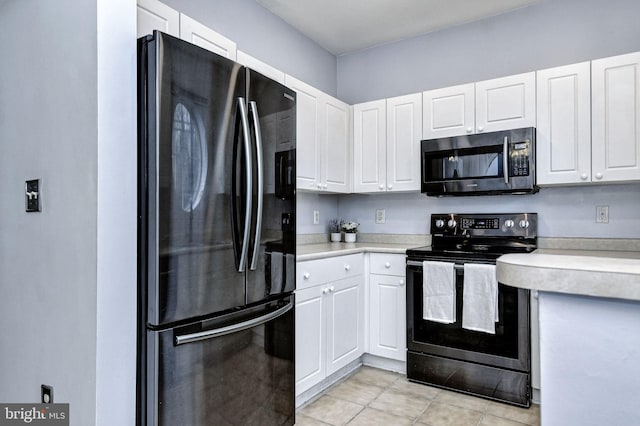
430, 213, 537, 238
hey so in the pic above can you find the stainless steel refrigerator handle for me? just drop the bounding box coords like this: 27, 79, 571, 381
237, 97, 252, 273
248, 101, 264, 271
174, 302, 293, 346
503, 136, 509, 184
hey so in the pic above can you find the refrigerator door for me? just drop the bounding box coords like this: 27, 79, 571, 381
245, 69, 297, 305
147, 295, 295, 425
141, 32, 248, 326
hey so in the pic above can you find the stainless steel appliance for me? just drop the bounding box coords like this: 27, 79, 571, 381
138, 31, 296, 425
421, 127, 537, 196
406, 213, 537, 406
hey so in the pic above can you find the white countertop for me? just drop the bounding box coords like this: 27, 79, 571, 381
297, 242, 416, 261
497, 249, 640, 302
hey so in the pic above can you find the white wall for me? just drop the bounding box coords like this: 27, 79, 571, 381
0, 0, 98, 423
335, 184, 640, 238
337, 0, 640, 104
0, 1, 137, 424
163, 0, 338, 96
95, 0, 137, 424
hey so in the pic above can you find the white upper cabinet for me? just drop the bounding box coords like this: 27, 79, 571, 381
386, 93, 422, 192
285, 75, 351, 193
179, 14, 236, 60
423, 73, 535, 139
136, 0, 179, 38
237, 50, 285, 85
475, 72, 536, 133
353, 100, 386, 192
536, 62, 592, 185
423, 83, 474, 139
592, 52, 640, 182
353, 94, 421, 193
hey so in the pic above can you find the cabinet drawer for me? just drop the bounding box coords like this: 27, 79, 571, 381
297, 253, 364, 290
369, 253, 405, 276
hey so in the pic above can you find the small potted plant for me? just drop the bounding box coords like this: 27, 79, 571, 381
329, 218, 342, 242
341, 221, 359, 243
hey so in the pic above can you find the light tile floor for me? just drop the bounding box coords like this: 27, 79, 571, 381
296, 366, 541, 426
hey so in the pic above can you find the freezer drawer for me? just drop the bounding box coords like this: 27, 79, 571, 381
146, 296, 294, 425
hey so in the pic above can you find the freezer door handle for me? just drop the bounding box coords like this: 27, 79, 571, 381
248, 101, 264, 271
237, 97, 252, 272
174, 301, 293, 346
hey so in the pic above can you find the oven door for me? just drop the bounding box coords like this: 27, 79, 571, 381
406, 259, 530, 372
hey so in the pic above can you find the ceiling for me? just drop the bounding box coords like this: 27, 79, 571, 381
257, 0, 541, 55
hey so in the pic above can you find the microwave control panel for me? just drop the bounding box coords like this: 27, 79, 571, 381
510, 141, 530, 177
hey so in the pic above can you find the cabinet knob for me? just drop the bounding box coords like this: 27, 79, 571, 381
379, 184, 384, 190
303, 273, 310, 280
580, 173, 588, 180
323, 288, 329, 294
387, 184, 393, 190
595, 172, 603, 180
466, 127, 473, 133
330, 286, 335, 292
384, 262, 391, 268
316, 183, 322, 188
344, 264, 350, 271
399, 280, 405, 286
477, 126, 484, 132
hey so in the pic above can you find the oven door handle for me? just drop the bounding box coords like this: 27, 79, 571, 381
407, 260, 464, 270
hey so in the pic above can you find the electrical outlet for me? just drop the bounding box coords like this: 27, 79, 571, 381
25, 179, 41, 212
41, 384, 53, 403
313, 210, 320, 225
596, 205, 609, 223
375, 209, 386, 224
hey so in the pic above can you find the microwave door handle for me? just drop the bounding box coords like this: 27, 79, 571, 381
503, 136, 509, 184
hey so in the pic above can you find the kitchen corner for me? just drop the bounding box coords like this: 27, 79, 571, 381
497, 239, 640, 425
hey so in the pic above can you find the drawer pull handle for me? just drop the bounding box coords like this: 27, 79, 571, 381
303, 273, 310, 280
384, 262, 391, 268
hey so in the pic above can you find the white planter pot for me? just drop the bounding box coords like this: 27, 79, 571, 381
330, 232, 342, 242
344, 233, 356, 243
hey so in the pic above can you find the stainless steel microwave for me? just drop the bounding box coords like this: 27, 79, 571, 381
421, 127, 537, 196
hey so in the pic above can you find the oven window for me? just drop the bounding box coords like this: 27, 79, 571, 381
411, 268, 521, 359
424, 145, 503, 182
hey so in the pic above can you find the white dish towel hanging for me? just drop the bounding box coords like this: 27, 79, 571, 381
422, 261, 456, 323
462, 263, 499, 334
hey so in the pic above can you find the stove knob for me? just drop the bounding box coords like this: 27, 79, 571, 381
447, 219, 457, 229
504, 219, 515, 229
519, 220, 530, 229
435, 219, 445, 229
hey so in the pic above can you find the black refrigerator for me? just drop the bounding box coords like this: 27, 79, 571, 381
137, 31, 296, 426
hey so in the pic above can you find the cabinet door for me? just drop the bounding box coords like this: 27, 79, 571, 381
179, 14, 236, 60
476, 72, 536, 133
136, 0, 179, 38
353, 100, 387, 193
285, 76, 322, 191
325, 276, 365, 376
369, 274, 406, 361
387, 93, 422, 192
423, 83, 474, 139
295, 286, 326, 395
592, 52, 640, 182
323, 96, 351, 193
536, 62, 591, 185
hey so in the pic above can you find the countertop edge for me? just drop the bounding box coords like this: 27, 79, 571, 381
497, 252, 640, 302
296, 243, 415, 261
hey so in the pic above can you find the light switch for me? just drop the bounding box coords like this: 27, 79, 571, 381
25, 179, 41, 212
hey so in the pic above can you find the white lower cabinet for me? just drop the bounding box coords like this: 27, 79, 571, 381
368, 254, 406, 362
295, 255, 365, 396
